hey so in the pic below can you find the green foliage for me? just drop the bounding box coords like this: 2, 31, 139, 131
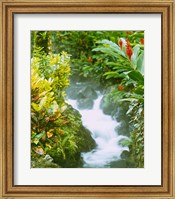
31, 30, 144, 168
93, 39, 144, 83
48, 31, 136, 81
31, 52, 87, 167
31, 31, 52, 55
118, 137, 131, 147
93, 34, 144, 167
31, 155, 60, 168
32, 52, 70, 103
125, 101, 144, 167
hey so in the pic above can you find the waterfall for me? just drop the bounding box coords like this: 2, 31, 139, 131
67, 95, 128, 168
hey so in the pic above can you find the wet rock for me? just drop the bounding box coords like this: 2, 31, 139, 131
77, 98, 94, 109
100, 97, 116, 115
66, 82, 83, 100
116, 121, 130, 136
121, 150, 130, 159
83, 86, 98, 99
31, 155, 60, 168
77, 126, 96, 152
66, 81, 98, 104
110, 160, 128, 168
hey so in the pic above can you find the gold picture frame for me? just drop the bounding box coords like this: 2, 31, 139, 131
0, 0, 175, 198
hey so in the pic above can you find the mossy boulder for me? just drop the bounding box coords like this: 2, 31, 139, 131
100, 97, 116, 115
77, 98, 94, 110
31, 155, 60, 168
115, 121, 130, 136
77, 126, 96, 152
110, 160, 128, 168
48, 105, 96, 168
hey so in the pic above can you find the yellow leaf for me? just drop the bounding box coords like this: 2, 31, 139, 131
58, 128, 64, 135
46, 143, 52, 149
47, 131, 53, 138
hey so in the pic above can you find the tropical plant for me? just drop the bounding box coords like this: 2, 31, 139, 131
31, 30, 144, 168
92, 33, 144, 167
31, 51, 89, 167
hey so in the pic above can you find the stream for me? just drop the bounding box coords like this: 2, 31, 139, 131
67, 94, 128, 168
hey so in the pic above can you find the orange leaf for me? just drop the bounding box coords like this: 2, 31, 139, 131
47, 131, 53, 138
88, 56, 92, 64
119, 84, 123, 91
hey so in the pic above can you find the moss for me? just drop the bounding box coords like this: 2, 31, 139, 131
45, 105, 96, 168
77, 126, 96, 152
31, 155, 60, 168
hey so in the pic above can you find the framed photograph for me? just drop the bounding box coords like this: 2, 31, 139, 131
0, 0, 174, 198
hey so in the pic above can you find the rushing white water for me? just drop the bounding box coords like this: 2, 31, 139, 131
67, 95, 128, 168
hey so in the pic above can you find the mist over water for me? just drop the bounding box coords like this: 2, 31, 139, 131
67, 95, 128, 168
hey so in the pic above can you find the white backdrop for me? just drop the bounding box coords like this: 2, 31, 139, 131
14, 14, 161, 185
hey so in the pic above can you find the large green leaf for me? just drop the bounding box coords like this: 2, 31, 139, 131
92, 47, 119, 58
62, 136, 69, 146
136, 52, 144, 75
119, 98, 138, 102
119, 96, 144, 103
106, 62, 131, 69
134, 85, 144, 95
119, 138, 131, 147
128, 70, 144, 85
131, 45, 140, 68
94, 39, 126, 57
104, 71, 125, 79
33, 131, 45, 145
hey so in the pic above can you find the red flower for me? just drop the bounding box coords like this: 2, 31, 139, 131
88, 56, 92, 64
140, 38, 144, 44
126, 40, 133, 60
119, 84, 123, 91
119, 39, 123, 50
